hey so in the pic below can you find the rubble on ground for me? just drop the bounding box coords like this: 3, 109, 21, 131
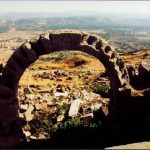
18, 84, 110, 140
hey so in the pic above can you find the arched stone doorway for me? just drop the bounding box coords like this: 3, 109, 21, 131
0, 30, 131, 148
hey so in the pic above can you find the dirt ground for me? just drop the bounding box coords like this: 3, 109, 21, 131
0, 30, 149, 89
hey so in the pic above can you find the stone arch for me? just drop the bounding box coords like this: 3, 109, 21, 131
0, 30, 130, 148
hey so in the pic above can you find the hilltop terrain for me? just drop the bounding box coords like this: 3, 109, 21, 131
0, 30, 149, 149
1, 14, 150, 52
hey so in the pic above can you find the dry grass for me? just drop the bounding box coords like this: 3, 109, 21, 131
0, 30, 149, 91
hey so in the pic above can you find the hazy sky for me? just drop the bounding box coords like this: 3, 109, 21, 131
0, 1, 150, 14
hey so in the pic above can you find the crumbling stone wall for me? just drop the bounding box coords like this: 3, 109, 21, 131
0, 30, 131, 148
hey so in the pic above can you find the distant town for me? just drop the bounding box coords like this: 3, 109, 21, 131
93, 28, 150, 52
0, 12, 150, 53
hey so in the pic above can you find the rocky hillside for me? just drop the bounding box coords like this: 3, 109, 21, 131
0, 30, 149, 148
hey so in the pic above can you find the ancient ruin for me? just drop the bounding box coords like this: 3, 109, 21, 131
0, 30, 149, 148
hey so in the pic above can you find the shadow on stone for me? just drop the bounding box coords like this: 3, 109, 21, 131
13, 93, 150, 149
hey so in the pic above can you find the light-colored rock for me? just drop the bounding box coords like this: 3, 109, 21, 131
139, 59, 150, 73
25, 94, 34, 100
80, 113, 93, 123
68, 99, 81, 117
29, 136, 37, 140
25, 113, 34, 122
20, 104, 28, 111
19, 113, 24, 118
35, 103, 43, 110
92, 103, 102, 111
57, 115, 64, 122
54, 92, 69, 97
100, 98, 110, 104
38, 133, 47, 140
24, 124, 31, 131
43, 95, 53, 106
26, 105, 34, 114
23, 131, 31, 137
41, 103, 48, 110
46, 100, 53, 106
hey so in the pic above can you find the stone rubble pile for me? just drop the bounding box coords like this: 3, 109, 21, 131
18, 85, 109, 141
33, 70, 70, 80
126, 59, 150, 87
